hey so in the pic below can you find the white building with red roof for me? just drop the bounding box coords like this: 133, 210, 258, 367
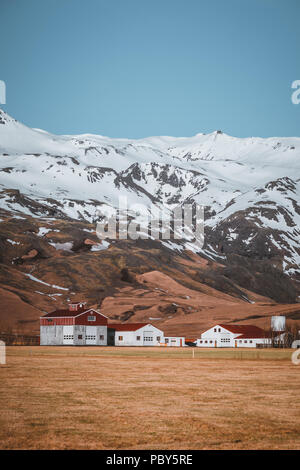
40, 302, 108, 346
196, 324, 281, 348
108, 323, 164, 347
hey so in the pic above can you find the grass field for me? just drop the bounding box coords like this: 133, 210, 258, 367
0, 346, 299, 450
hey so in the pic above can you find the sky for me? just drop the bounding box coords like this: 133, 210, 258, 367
0, 0, 299, 138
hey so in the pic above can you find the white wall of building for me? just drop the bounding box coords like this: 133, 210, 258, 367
233, 338, 271, 348
40, 324, 107, 346
197, 325, 234, 348
164, 337, 185, 347
114, 325, 164, 346
40, 325, 63, 346
196, 324, 272, 348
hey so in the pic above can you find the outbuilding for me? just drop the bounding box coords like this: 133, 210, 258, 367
164, 336, 185, 347
40, 302, 108, 346
108, 323, 164, 346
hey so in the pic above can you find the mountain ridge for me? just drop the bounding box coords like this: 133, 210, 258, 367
0, 108, 299, 334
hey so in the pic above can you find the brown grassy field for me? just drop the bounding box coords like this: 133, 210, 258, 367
0, 346, 299, 450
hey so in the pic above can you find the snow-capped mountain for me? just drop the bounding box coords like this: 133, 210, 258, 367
0, 108, 300, 280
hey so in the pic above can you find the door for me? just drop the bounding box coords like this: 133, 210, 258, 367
63, 326, 74, 345
86, 326, 97, 345
143, 331, 154, 346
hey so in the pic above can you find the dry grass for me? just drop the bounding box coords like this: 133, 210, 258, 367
0, 346, 299, 450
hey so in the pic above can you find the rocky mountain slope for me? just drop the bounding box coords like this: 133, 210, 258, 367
0, 108, 299, 334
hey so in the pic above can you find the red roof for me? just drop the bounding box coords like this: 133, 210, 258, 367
219, 324, 270, 339
42, 308, 95, 318
108, 323, 148, 331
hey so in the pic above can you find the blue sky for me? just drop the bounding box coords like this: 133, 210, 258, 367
1, 0, 299, 138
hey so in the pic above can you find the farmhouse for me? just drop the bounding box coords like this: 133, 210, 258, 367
196, 324, 277, 348
40, 302, 108, 346
108, 323, 164, 346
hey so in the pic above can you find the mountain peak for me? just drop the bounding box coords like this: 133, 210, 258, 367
0, 108, 17, 126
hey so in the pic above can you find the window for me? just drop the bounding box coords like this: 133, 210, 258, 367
200, 340, 203, 344
249, 340, 253, 344
78, 335, 83, 340
100, 335, 104, 340
86, 335, 96, 340
63, 335, 73, 340
88, 315, 96, 322
221, 338, 230, 343
136, 336, 141, 341
165, 338, 169, 343
218, 328, 221, 332
210, 340, 213, 344
214, 328, 217, 332
157, 336, 161, 342
244, 340, 247, 344
205, 340, 208, 344
118, 336, 123, 341
47, 319, 53, 323
144, 336, 153, 341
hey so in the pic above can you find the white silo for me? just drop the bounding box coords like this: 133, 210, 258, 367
271, 316, 286, 332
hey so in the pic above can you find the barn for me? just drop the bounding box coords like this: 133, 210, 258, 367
40, 302, 108, 346
108, 323, 164, 346
196, 324, 275, 348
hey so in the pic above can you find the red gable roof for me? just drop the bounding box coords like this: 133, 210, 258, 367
219, 324, 270, 338
42, 308, 101, 318
108, 323, 148, 331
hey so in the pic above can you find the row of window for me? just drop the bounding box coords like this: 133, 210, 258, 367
64, 335, 105, 341
199, 339, 254, 344
117, 336, 161, 342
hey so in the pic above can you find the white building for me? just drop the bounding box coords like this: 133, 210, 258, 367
164, 337, 185, 347
108, 323, 164, 346
196, 324, 274, 348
